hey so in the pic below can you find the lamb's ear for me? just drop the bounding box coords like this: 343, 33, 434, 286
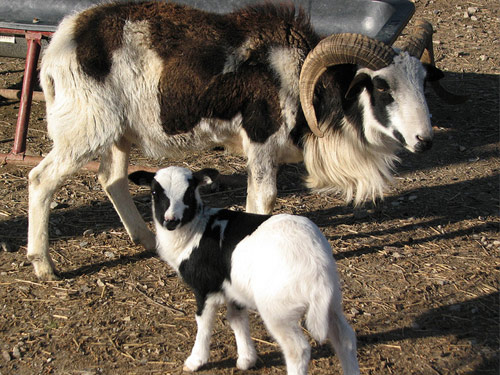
193, 168, 219, 187
128, 171, 155, 186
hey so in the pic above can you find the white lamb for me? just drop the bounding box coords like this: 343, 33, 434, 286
129, 166, 360, 375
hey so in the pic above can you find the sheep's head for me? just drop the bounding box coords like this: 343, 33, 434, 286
129, 167, 219, 231
299, 20, 452, 153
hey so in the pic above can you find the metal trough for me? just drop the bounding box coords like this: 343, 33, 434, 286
0, 0, 414, 168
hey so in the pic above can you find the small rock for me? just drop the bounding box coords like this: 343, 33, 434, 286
96, 279, 105, 288
2, 350, 11, 361
12, 346, 21, 359
467, 7, 478, 15
350, 307, 360, 316
79, 241, 89, 248
470, 15, 478, 21
493, 240, 500, 247
408, 195, 418, 201
50, 201, 59, 209
80, 285, 91, 293
463, 11, 469, 18
479, 55, 488, 61
104, 251, 116, 259
392, 252, 403, 259
1, 241, 14, 252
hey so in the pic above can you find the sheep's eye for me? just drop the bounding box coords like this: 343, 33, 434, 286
373, 77, 390, 93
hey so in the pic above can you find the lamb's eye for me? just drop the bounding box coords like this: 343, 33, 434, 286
377, 86, 388, 93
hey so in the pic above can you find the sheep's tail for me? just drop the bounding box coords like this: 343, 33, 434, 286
39, 72, 55, 106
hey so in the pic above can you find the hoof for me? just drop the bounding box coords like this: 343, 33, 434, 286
237, 355, 257, 370
183, 355, 206, 372
29, 256, 59, 281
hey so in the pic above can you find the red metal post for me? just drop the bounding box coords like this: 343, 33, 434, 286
11, 31, 42, 156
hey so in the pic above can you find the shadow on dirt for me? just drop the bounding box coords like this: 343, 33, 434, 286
356, 292, 499, 374
0, 173, 497, 267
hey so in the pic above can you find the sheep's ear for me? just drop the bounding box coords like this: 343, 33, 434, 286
345, 73, 371, 100
193, 168, 219, 187
128, 171, 155, 186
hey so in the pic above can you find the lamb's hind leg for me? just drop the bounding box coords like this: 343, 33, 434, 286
260, 307, 310, 375
97, 138, 155, 251
328, 308, 360, 375
226, 303, 257, 370
28, 150, 89, 280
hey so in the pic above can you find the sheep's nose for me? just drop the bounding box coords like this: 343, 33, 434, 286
414, 135, 433, 153
163, 218, 180, 231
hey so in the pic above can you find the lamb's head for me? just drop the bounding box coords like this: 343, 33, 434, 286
129, 167, 219, 231
299, 20, 444, 153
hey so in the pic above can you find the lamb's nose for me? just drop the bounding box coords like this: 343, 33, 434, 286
163, 217, 180, 231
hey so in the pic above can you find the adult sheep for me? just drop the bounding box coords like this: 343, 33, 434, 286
28, 1, 442, 280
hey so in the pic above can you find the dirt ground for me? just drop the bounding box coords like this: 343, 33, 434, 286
0, 0, 498, 374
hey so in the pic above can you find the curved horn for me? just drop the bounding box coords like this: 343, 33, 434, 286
299, 33, 396, 137
398, 20, 434, 60
398, 20, 468, 104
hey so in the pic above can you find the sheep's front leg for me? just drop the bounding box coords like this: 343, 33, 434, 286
98, 139, 155, 250
183, 297, 219, 372
227, 303, 257, 370
246, 157, 278, 214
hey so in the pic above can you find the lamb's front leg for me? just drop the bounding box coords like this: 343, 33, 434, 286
227, 303, 257, 370
183, 296, 219, 372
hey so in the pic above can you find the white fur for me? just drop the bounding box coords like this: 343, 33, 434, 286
153, 167, 360, 375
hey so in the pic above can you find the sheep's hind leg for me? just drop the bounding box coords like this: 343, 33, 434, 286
226, 303, 257, 370
98, 138, 155, 251
28, 150, 89, 280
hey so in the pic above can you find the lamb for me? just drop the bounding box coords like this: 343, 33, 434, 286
128, 166, 360, 375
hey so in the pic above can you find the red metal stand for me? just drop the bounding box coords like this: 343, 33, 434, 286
0, 28, 51, 163
11, 31, 42, 156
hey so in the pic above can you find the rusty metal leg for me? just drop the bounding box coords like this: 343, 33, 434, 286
11, 31, 42, 156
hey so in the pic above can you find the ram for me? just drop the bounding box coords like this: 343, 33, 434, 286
28, 1, 443, 279
129, 166, 360, 375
